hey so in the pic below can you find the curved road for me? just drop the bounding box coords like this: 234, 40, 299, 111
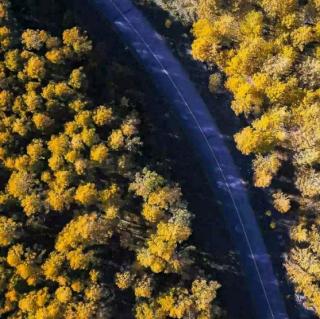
83, 0, 289, 318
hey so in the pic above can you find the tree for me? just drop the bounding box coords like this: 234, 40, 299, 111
90, 143, 108, 164
0, 216, 19, 246
252, 153, 281, 187
21, 193, 42, 216
7, 171, 34, 199
62, 27, 92, 56
272, 191, 291, 213
92, 106, 113, 126
144, 0, 199, 24
235, 107, 288, 155
74, 183, 98, 206
25, 56, 46, 80
55, 214, 112, 253
286, 221, 320, 317
115, 271, 133, 290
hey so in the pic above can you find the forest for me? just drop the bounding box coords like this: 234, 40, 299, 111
144, 0, 320, 316
1, 0, 319, 317
0, 0, 223, 318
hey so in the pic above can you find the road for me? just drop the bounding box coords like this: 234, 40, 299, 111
83, 0, 289, 318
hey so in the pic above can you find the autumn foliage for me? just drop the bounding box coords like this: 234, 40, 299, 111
191, 0, 320, 197
189, 0, 320, 315
0, 0, 221, 318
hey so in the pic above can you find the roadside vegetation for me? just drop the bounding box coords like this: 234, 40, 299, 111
141, 0, 198, 24
0, 1, 222, 318
144, 0, 320, 316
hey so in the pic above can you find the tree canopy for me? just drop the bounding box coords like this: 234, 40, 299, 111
0, 1, 221, 318
190, 0, 320, 315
